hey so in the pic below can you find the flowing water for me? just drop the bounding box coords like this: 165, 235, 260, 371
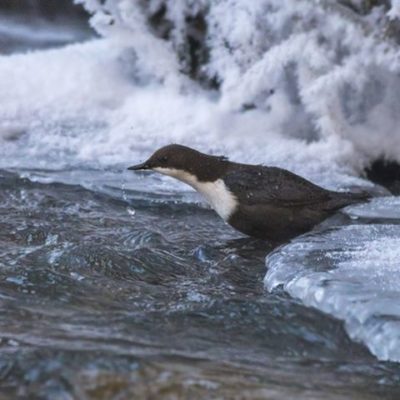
1, 170, 400, 399
1, 2, 400, 399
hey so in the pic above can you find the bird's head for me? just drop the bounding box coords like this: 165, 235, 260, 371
128, 144, 228, 183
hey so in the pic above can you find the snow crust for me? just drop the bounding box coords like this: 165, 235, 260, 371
265, 213, 400, 362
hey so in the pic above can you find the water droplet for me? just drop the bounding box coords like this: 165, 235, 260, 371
70, 272, 85, 281
121, 180, 128, 202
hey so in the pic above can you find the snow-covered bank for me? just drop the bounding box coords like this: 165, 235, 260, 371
0, 37, 369, 189
76, 0, 400, 165
265, 204, 400, 362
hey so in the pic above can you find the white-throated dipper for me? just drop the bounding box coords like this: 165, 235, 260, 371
128, 144, 370, 242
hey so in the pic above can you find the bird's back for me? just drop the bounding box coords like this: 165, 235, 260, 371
222, 163, 369, 241
223, 164, 332, 206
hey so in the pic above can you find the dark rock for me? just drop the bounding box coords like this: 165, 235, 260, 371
365, 159, 400, 195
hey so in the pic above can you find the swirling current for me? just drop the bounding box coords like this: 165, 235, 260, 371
0, 171, 399, 399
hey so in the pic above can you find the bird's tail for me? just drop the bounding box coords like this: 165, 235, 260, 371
343, 190, 372, 202
328, 189, 372, 211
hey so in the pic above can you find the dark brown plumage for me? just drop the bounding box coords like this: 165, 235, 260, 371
223, 164, 368, 241
129, 144, 370, 242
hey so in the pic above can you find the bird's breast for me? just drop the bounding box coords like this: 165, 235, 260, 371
153, 167, 238, 220
194, 179, 238, 221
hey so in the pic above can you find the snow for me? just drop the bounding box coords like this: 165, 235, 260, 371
265, 219, 400, 362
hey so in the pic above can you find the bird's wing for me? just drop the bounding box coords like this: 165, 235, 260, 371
223, 165, 332, 207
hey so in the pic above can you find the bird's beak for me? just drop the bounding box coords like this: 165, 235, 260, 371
127, 162, 151, 171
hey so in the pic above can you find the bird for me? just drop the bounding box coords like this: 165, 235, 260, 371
128, 144, 370, 242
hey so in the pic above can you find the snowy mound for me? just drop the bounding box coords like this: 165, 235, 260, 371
265, 199, 400, 362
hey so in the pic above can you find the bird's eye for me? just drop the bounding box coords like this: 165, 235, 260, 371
158, 156, 168, 163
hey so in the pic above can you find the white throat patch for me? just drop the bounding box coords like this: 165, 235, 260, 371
153, 167, 238, 220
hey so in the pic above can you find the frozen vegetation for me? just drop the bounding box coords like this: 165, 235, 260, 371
74, 0, 400, 169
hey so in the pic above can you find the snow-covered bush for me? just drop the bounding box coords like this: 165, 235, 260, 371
76, 0, 400, 166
